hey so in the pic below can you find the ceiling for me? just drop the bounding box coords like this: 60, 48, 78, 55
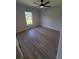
16, 0, 62, 8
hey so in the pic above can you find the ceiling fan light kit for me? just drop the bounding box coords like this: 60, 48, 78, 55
40, 6, 44, 8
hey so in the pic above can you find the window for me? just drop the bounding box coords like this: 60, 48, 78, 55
25, 12, 33, 26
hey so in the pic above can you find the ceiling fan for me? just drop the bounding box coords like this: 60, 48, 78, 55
34, 0, 52, 8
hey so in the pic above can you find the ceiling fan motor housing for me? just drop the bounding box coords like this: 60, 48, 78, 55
40, 4, 44, 6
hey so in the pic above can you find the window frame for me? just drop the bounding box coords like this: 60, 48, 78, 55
24, 12, 33, 26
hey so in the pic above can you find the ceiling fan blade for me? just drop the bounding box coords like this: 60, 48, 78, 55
33, 2, 40, 5
44, 5, 51, 7
41, 0, 44, 4
44, 1, 50, 5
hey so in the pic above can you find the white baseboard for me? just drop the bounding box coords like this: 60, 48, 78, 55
42, 25, 62, 32
16, 28, 26, 33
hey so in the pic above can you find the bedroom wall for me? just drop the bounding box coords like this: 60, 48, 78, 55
16, 4, 40, 33
40, 6, 62, 31
40, 7, 62, 59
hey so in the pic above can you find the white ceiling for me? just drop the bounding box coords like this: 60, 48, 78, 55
16, 0, 62, 8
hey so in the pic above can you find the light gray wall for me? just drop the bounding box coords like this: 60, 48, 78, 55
40, 6, 62, 31
40, 7, 62, 59
16, 4, 40, 33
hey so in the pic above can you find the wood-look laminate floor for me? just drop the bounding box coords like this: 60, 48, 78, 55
17, 27, 60, 59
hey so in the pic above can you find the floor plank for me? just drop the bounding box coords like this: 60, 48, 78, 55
16, 27, 60, 59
